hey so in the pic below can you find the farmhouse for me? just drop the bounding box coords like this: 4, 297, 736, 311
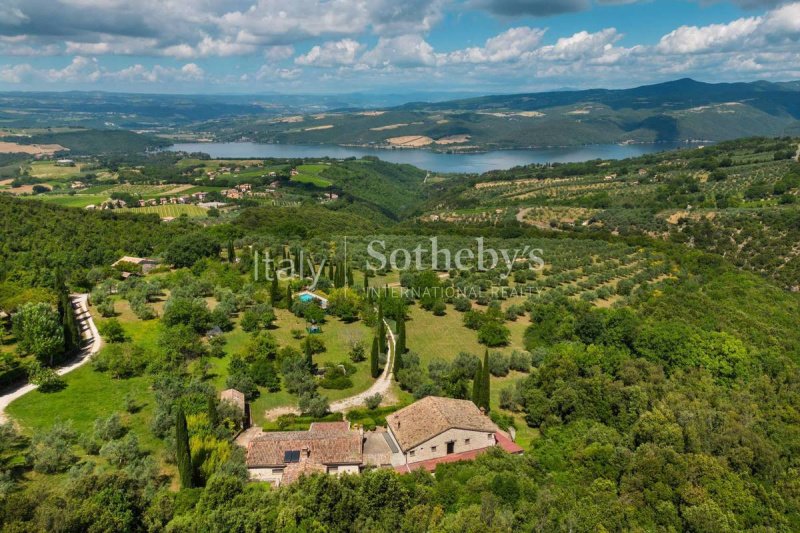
386, 396, 523, 472
55, 159, 75, 166
246, 421, 363, 486
243, 397, 523, 484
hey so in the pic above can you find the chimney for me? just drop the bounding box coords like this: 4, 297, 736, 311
301, 446, 310, 462
479, 407, 486, 415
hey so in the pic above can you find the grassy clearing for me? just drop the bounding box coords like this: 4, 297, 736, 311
291, 164, 333, 187
27, 161, 84, 180
406, 303, 530, 363
6, 366, 160, 452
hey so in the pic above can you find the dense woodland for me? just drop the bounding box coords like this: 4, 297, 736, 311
1, 138, 800, 531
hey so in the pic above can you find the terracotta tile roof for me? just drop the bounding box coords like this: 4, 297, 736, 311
309, 421, 350, 432
246, 423, 362, 468
386, 396, 499, 452
495, 431, 524, 454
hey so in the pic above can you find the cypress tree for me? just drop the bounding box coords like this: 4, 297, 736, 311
286, 285, 293, 308
227, 240, 236, 263
54, 269, 80, 354
471, 361, 483, 406
270, 274, 280, 307
396, 313, 406, 355
370, 335, 380, 378
175, 406, 193, 488
207, 395, 219, 427
363, 270, 369, 291
305, 338, 314, 371
481, 349, 491, 412
377, 301, 385, 353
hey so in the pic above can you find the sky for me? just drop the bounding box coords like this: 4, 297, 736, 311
0, 0, 798, 94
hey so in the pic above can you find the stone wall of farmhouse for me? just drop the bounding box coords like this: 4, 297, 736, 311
402, 428, 496, 464
328, 464, 360, 475
249, 467, 283, 485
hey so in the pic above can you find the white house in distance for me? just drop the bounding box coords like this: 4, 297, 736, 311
111, 256, 159, 275
386, 396, 523, 472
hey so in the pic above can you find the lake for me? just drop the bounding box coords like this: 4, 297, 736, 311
167, 142, 698, 174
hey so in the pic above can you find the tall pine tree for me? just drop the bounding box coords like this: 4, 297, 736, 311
370, 335, 380, 378
175, 406, 194, 488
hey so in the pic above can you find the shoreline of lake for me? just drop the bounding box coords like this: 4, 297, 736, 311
166, 141, 705, 174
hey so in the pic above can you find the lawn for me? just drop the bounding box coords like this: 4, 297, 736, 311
6, 365, 160, 451
121, 204, 207, 218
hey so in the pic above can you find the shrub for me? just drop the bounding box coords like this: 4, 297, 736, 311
453, 296, 472, 312
30, 421, 76, 473
509, 350, 531, 373
364, 393, 383, 410
299, 392, 329, 418
25, 360, 65, 392
478, 321, 510, 347
488, 352, 510, 377
349, 340, 366, 363
92, 343, 149, 378
431, 301, 447, 316
93, 413, 126, 442
319, 362, 355, 390
99, 318, 127, 343
97, 300, 116, 318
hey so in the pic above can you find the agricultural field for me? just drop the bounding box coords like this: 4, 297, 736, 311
121, 204, 208, 218
25, 193, 108, 208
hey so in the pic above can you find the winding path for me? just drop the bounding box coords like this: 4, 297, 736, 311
0, 294, 102, 424
329, 320, 396, 412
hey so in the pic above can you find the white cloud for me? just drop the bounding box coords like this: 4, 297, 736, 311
295, 39, 363, 67
448, 27, 546, 63
360, 34, 443, 68
657, 17, 761, 54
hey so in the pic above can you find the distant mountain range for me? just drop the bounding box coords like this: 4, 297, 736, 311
205, 78, 800, 149
2, 79, 799, 149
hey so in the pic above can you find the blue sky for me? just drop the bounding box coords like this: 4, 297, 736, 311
0, 0, 798, 94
